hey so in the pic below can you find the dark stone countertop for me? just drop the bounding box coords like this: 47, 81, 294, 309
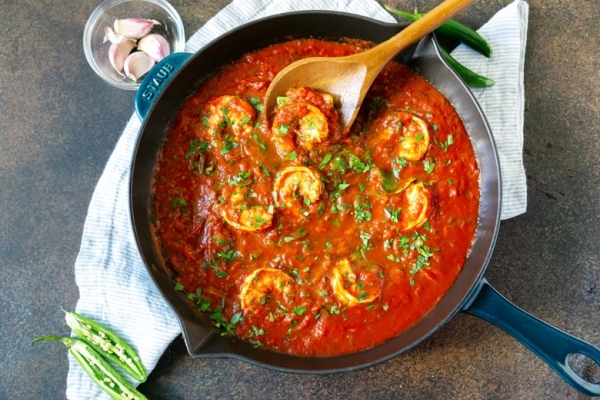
1, 0, 599, 398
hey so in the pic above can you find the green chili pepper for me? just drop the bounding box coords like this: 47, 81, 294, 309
64, 311, 147, 382
439, 47, 495, 88
31, 336, 147, 400
384, 5, 492, 57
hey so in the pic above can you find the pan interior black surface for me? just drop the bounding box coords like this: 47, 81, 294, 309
130, 11, 500, 373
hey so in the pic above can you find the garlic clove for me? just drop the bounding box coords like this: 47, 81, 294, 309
108, 39, 137, 74
137, 33, 171, 62
123, 51, 156, 81
114, 18, 160, 39
103, 27, 128, 44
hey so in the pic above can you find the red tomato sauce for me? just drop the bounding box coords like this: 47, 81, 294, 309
153, 38, 480, 356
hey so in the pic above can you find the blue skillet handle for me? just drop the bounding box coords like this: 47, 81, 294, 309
463, 278, 600, 396
135, 52, 192, 120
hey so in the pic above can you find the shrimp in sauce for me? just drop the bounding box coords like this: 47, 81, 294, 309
240, 268, 297, 314
330, 259, 384, 307
271, 87, 340, 157
204, 95, 256, 136
221, 186, 273, 232
273, 166, 322, 214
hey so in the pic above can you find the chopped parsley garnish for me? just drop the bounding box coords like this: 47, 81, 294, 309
220, 134, 239, 155
204, 163, 215, 175
318, 153, 332, 170
217, 250, 238, 261
286, 151, 297, 160
171, 197, 187, 210
249, 97, 263, 112
439, 134, 454, 151
239, 115, 252, 126
283, 227, 308, 244
399, 235, 410, 253
354, 201, 373, 222
359, 231, 372, 256
221, 106, 233, 126
394, 156, 407, 168
174, 282, 184, 291
248, 325, 265, 341
410, 232, 428, 249
387, 254, 401, 263
286, 319, 299, 334
293, 306, 306, 315
210, 308, 242, 336
349, 153, 372, 174
336, 181, 350, 191
278, 124, 290, 136
259, 163, 271, 177
185, 139, 209, 159
317, 202, 325, 216
367, 96, 388, 120
384, 238, 393, 250
202, 257, 230, 279
228, 171, 252, 186
330, 180, 350, 201
252, 133, 267, 151
384, 207, 401, 223
330, 154, 349, 172
276, 96, 289, 107
407, 232, 433, 276
424, 159, 435, 174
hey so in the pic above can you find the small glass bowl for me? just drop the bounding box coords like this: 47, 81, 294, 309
83, 0, 185, 90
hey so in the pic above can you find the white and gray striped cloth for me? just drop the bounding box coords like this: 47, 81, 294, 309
67, 0, 528, 398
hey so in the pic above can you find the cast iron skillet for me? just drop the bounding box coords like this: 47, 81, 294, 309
129, 11, 600, 395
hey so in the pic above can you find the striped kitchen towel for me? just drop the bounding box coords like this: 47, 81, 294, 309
451, 0, 529, 219
67, 0, 528, 398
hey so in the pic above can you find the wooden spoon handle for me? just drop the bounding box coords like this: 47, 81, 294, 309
356, 0, 478, 69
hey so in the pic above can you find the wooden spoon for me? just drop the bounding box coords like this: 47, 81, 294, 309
264, 0, 477, 131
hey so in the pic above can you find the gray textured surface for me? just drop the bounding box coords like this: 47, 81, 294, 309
1, 0, 599, 398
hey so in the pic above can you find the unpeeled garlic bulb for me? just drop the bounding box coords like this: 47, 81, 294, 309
114, 18, 160, 39
123, 51, 156, 81
137, 33, 171, 62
